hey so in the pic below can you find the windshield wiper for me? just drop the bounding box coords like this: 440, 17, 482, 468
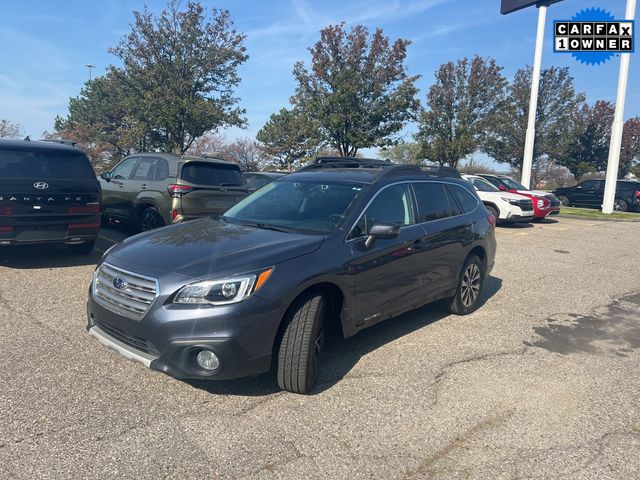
238, 222, 293, 233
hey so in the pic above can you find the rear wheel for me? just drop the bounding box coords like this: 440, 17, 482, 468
68, 240, 95, 255
447, 255, 485, 315
557, 195, 570, 207
613, 199, 628, 212
140, 206, 165, 231
277, 293, 326, 394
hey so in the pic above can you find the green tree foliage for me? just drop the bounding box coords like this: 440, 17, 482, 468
415, 56, 507, 168
378, 141, 422, 164
484, 66, 585, 174
291, 23, 419, 157
55, 1, 247, 158
554, 101, 615, 179
621, 117, 640, 177
0, 119, 22, 138
256, 108, 316, 171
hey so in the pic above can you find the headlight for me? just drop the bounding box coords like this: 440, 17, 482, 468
500, 197, 519, 205
173, 268, 273, 306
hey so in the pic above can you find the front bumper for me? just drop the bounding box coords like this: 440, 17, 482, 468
86, 290, 281, 381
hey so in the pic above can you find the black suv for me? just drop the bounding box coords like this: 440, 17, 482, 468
553, 179, 640, 212
100, 153, 249, 230
0, 139, 100, 254
87, 159, 496, 393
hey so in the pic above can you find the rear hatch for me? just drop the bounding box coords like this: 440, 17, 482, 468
176, 160, 249, 218
0, 146, 100, 242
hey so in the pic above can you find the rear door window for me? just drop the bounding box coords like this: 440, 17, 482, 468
447, 184, 478, 214
180, 162, 243, 186
155, 159, 170, 181
412, 182, 453, 222
0, 148, 95, 179
132, 157, 157, 181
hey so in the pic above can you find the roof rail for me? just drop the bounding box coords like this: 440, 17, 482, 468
41, 139, 79, 147
420, 165, 462, 179
299, 157, 394, 171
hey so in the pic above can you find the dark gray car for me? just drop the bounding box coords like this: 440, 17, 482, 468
87, 160, 496, 394
100, 153, 249, 230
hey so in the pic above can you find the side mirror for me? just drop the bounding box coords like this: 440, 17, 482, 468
498, 185, 506, 191
365, 222, 400, 249
100, 171, 112, 182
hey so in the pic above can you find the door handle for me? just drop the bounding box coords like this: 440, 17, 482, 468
141, 184, 148, 190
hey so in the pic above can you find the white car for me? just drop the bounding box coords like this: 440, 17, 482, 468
462, 174, 534, 224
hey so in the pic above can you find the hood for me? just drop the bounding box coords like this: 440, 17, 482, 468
484, 191, 530, 201
515, 189, 549, 197
107, 218, 324, 279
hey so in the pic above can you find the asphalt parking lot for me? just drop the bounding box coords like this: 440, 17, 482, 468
1, 217, 639, 479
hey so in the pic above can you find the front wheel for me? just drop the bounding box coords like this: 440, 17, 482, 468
277, 293, 326, 394
557, 195, 570, 207
447, 255, 485, 315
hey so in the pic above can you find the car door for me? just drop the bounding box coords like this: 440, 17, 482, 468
414, 182, 474, 294
590, 180, 606, 207
572, 180, 598, 206
129, 157, 158, 210
347, 183, 428, 327
101, 156, 139, 219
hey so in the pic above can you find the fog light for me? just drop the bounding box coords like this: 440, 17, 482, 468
196, 349, 219, 371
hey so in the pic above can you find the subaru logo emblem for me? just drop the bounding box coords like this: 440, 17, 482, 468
33, 182, 49, 190
113, 277, 128, 290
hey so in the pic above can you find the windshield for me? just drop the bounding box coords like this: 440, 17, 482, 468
501, 176, 527, 191
224, 178, 366, 234
0, 148, 95, 179
470, 177, 499, 192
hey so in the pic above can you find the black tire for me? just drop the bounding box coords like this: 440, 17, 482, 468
613, 199, 628, 212
277, 293, 326, 394
68, 240, 95, 255
485, 205, 499, 224
140, 206, 165, 231
447, 254, 485, 315
557, 195, 570, 207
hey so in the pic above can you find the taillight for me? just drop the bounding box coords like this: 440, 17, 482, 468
487, 213, 496, 228
168, 184, 192, 197
171, 209, 178, 221
635, 191, 640, 199
0, 206, 12, 216
68, 203, 100, 214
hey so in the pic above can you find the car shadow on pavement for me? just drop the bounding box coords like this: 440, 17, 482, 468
189, 275, 502, 397
0, 244, 103, 269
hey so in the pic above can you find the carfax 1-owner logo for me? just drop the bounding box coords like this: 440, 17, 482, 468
554, 7, 634, 65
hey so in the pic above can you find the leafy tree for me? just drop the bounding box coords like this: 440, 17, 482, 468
55, 1, 247, 156
256, 108, 317, 171
378, 141, 422, 164
484, 66, 585, 178
554, 101, 615, 179
621, 117, 640, 177
291, 23, 419, 157
219, 138, 269, 172
0, 119, 22, 138
415, 56, 507, 167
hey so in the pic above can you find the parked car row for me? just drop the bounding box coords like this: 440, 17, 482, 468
552, 179, 640, 212
0, 137, 635, 395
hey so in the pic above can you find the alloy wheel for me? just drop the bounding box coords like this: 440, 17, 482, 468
461, 263, 481, 308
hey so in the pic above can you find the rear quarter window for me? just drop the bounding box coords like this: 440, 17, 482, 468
180, 162, 244, 186
447, 184, 479, 214
0, 148, 95, 179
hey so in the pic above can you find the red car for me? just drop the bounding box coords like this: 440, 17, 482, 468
477, 174, 561, 220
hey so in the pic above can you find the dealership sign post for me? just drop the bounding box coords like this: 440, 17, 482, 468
602, 0, 636, 214
500, 1, 564, 190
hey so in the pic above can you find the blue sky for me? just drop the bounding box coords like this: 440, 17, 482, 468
0, 0, 638, 160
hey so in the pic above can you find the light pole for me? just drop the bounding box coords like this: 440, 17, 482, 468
85, 64, 95, 81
